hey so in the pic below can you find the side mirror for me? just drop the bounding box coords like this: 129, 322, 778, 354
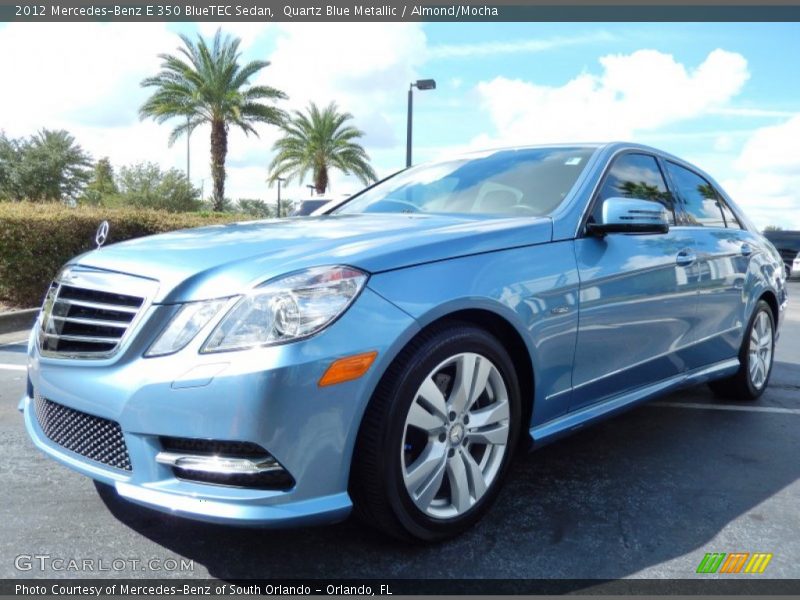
587, 197, 669, 236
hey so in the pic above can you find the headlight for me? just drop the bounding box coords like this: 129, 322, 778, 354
202, 265, 368, 353
145, 299, 229, 357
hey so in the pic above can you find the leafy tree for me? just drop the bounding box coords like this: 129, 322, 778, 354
237, 198, 273, 219
0, 132, 14, 200
764, 225, 783, 232
0, 130, 91, 202
81, 157, 118, 205
268, 102, 377, 195
116, 162, 201, 212
140, 29, 286, 211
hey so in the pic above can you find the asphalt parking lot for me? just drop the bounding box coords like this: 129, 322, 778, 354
1, 283, 798, 584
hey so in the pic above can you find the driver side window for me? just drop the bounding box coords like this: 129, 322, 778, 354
590, 153, 676, 225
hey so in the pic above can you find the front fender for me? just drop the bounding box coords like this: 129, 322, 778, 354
367, 241, 580, 425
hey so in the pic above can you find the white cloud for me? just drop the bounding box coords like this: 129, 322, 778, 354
713, 134, 735, 152
709, 107, 796, 118
195, 22, 275, 49
474, 48, 750, 146
427, 31, 614, 59
723, 114, 800, 229
266, 23, 426, 114
0, 23, 175, 134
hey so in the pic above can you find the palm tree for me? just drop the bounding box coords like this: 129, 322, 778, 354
140, 29, 286, 211
268, 102, 377, 195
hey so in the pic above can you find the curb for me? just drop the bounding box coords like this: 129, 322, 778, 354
0, 308, 38, 335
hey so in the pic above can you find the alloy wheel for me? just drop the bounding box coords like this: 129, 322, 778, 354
748, 310, 773, 390
400, 352, 510, 519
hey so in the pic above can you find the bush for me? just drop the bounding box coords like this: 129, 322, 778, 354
0, 202, 239, 307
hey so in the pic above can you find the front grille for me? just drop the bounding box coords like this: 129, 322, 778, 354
34, 395, 132, 471
38, 267, 154, 359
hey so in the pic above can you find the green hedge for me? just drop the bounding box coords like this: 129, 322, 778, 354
0, 203, 239, 308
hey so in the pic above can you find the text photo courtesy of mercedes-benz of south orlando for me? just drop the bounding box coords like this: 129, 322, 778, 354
0, 0, 799, 598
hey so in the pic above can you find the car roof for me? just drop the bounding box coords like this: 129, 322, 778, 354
438, 141, 687, 164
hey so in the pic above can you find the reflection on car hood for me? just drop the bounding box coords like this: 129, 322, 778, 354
76, 213, 553, 302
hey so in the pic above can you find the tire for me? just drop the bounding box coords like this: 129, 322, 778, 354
350, 323, 521, 542
709, 299, 775, 401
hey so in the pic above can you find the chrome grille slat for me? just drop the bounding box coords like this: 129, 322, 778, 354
55, 298, 140, 314
38, 267, 157, 359
42, 333, 123, 344
34, 395, 132, 471
51, 315, 128, 328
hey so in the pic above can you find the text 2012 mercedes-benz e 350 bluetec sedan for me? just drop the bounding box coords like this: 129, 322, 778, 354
21, 143, 787, 540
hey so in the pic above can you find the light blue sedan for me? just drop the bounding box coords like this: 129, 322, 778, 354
21, 143, 787, 541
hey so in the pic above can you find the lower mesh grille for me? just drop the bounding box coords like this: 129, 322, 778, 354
34, 395, 132, 471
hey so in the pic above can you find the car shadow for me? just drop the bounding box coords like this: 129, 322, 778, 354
97, 363, 800, 588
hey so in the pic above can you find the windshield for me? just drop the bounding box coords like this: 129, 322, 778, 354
335, 146, 595, 217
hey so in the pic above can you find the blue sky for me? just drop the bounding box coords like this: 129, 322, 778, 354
1, 21, 798, 226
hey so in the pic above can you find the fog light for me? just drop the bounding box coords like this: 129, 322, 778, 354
158, 437, 294, 490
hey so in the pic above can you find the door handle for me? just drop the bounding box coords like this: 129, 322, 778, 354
740, 243, 753, 257
676, 249, 696, 267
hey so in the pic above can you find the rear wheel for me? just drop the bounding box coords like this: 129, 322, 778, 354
709, 300, 775, 401
350, 324, 521, 541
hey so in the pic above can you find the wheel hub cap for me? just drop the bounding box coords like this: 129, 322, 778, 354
448, 423, 465, 446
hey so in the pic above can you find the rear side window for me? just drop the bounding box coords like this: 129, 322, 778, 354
665, 161, 736, 228
592, 153, 675, 225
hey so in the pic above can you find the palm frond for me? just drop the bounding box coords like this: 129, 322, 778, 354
267, 101, 377, 193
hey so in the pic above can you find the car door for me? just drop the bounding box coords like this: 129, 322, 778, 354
570, 152, 700, 411
663, 160, 752, 369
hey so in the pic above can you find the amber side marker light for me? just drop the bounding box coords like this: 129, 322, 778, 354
319, 351, 378, 387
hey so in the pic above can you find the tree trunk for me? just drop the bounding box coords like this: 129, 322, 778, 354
314, 164, 328, 195
210, 119, 227, 211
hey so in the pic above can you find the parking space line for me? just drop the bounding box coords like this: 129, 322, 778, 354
0, 339, 28, 347
0, 364, 26, 372
651, 401, 800, 415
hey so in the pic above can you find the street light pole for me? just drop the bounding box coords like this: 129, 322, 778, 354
406, 85, 413, 168
276, 177, 285, 218
406, 78, 436, 168
306, 184, 315, 197
186, 115, 191, 183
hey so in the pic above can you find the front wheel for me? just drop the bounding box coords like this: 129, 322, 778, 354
709, 299, 775, 401
350, 324, 521, 541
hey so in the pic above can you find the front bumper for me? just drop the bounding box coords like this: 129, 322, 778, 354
21, 287, 419, 527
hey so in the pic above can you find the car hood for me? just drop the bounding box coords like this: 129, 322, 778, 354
75, 213, 552, 303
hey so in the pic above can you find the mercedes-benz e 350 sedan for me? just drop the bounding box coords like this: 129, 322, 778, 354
21, 143, 787, 541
